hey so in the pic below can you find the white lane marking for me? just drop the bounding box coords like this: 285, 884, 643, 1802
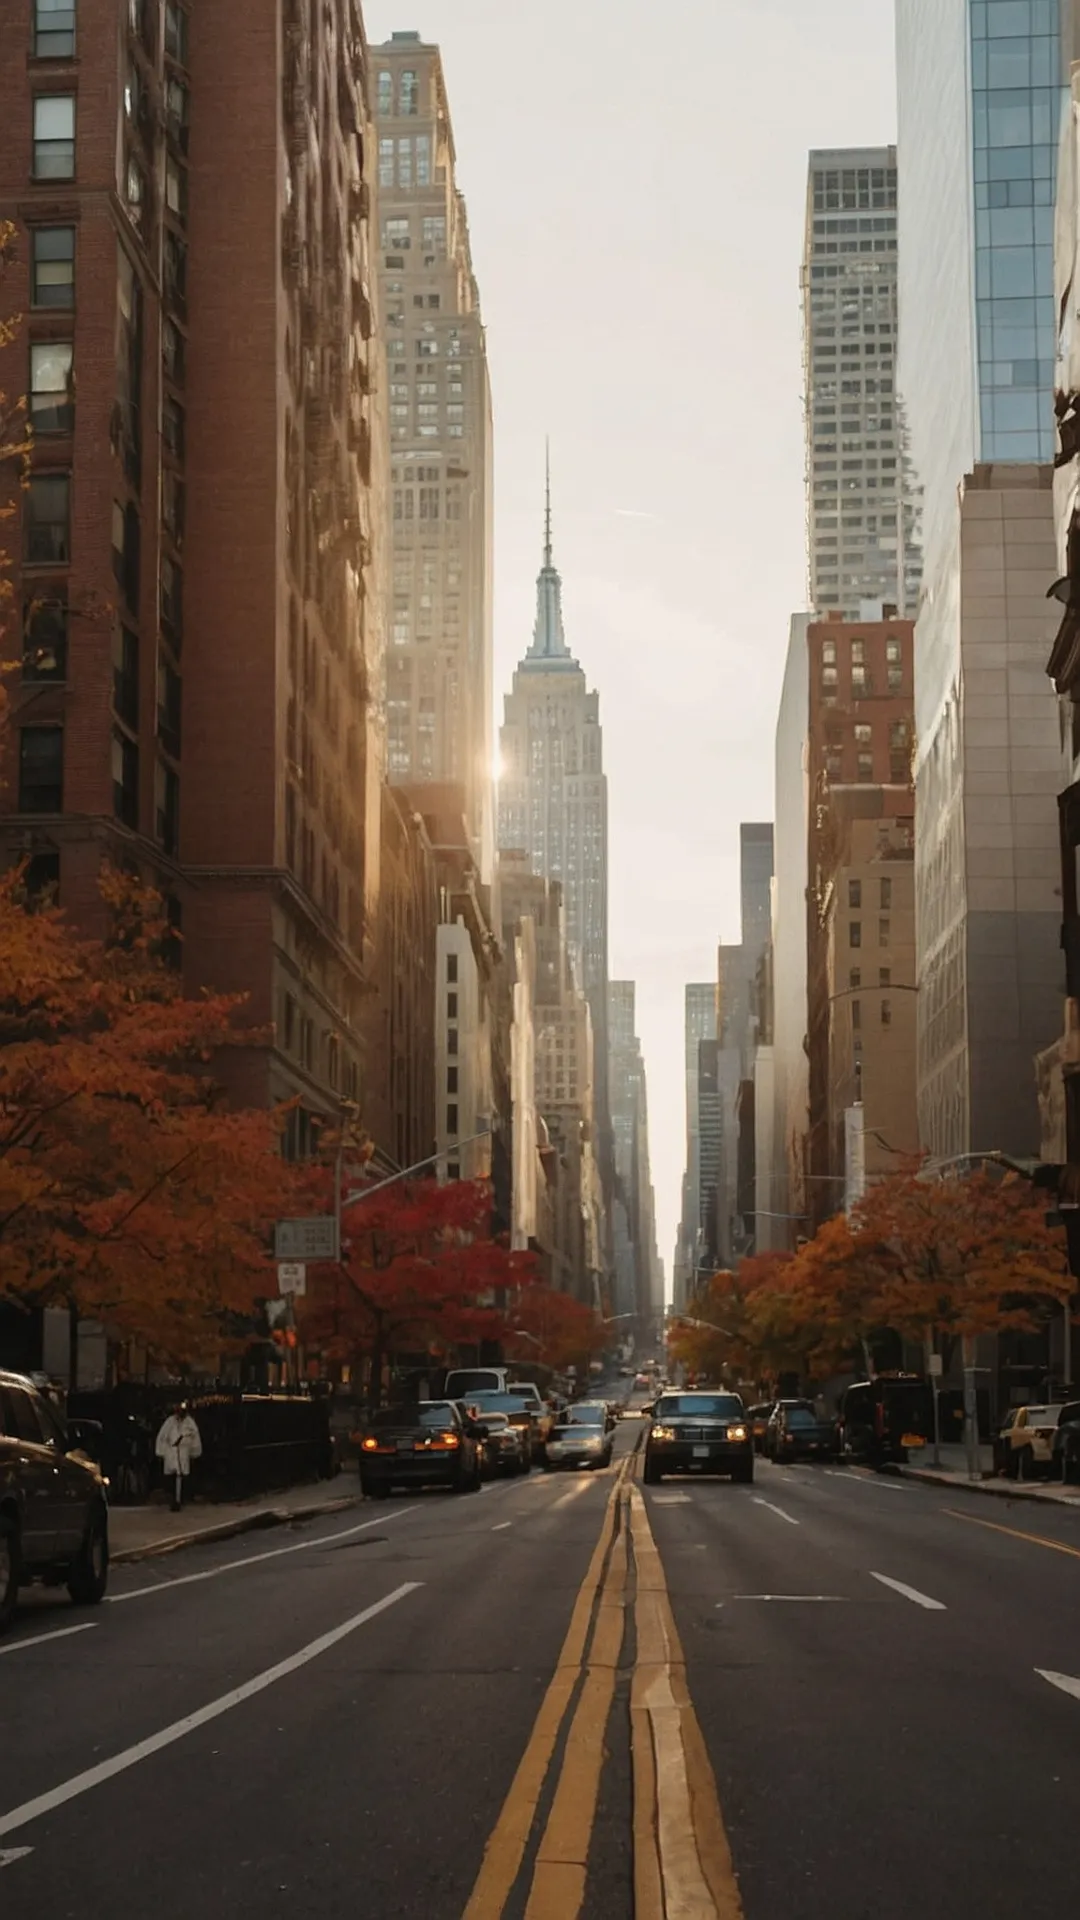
0, 1622, 97, 1658
108, 1506, 418, 1603
870, 1572, 946, 1610
0, 1583, 421, 1841
490, 1521, 513, 1532
752, 1498, 799, 1527
822, 1470, 912, 1493
1036, 1669, 1080, 1703
0, 1849, 33, 1869
651, 1493, 691, 1505
724, 1594, 848, 1603
552, 1478, 597, 1510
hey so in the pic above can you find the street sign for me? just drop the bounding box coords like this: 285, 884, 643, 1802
274, 1217, 339, 1262
277, 1262, 307, 1297
928, 1354, 943, 1378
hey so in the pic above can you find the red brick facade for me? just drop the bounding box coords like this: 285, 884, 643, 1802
0, 0, 392, 1153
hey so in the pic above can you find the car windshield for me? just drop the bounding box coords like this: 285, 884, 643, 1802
371, 1405, 455, 1429
469, 1392, 532, 1412
558, 1413, 604, 1430
656, 1395, 743, 1419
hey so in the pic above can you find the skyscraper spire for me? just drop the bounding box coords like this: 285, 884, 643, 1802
527, 444, 574, 667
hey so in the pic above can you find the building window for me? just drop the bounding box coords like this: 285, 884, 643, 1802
29, 340, 73, 433
163, 393, 185, 458
112, 727, 139, 828
849, 921, 862, 948
851, 998, 861, 1031
31, 225, 74, 308
852, 664, 868, 693
447, 953, 458, 983
849, 968, 861, 990
447, 991, 458, 1018
447, 1161, 460, 1181
19, 725, 63, 812
20, 852, 60, 906
155, 758, 179, 854
33, 95, 75, 178
879, 967, 891, 988
822, 664, 837, 689
377, 69, 392, 113
446, 1104, 458, 1134
857, 751, 873, 781
848, 878, 861, 909
447, 1066, 458, 1094
112, 624, 139, 729
23, 589, 67, 679
850, 639, 865, 665
878, 918, 890, 947
164, 0, 188, 65
447, 1027, 458, 1056
160, 554, 183, 645
399, 69, 418, 114
880, 998, 892, 1027
25, 472, 70, 563
34, 1, 76, 58
415, 134, 431, 184
378, 135, 394, 186
158, 651, 182, 756
112, 499, 140, 613
397, 137, 412, 187
880, 877, 892, 910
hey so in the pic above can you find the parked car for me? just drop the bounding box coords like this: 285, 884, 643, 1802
999, 1403, 1068, 1480
478, 1412, 528, 1478
544, 1402, 616, 1471
1051, 1401, 1080, 1481
1, 1368, 110, 1634
839, 1374, 934, 1468
443, 1367, 509, 1402
357, 1400, 485, 1499
747, 1402, 775, 1454
766, 1402, 838, 1463
642, 1390, 753, 1485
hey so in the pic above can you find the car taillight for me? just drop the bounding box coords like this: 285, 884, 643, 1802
427, 1433, 460, 1450
361, 1436, 379, 1452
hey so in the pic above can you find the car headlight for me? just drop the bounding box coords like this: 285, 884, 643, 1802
584, 1434, 603, 1449
726, 1425, 748, 1442
651, 1425, 677, 1442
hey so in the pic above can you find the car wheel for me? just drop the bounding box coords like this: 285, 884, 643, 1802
733, 1461, 754, 1485
67, 1505, 109, 1606
364, 1482, 390, 1501
0, 1516, 21, 1635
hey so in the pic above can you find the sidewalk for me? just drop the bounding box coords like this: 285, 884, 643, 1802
109, 1466, 364, 1563
899, 1441, 1080, 1510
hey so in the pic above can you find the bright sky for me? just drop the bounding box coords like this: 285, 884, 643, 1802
364, 0, 899, 1287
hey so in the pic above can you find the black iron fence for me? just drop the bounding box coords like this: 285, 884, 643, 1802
67, 1384, 336, 1503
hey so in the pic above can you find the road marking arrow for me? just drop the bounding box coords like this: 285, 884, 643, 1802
1036, 1669, 1080, 1703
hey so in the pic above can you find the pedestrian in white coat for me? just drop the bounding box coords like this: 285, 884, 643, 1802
155, 1402, 202, 1512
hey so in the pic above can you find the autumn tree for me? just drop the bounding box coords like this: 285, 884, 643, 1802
0, 868, 306, 1365
668, 1253, 801, 1386
297, 1174, 540, 1399
507, 1283, 606, 1374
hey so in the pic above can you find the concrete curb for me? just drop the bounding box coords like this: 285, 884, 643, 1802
110, 1491, 364, 1564
898, 1466, 1080, 1510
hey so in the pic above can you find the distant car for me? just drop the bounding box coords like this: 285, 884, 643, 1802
642, 1390, 753, 1485
747, 1403, 775, 1454
466, 1390, 551, 1464
358, 1401, 484, 1498
766, 1402, 838, 1463
1, 1369, 110, 1634
1000, 1403, 1068, 1480
545, 1402, 615, 1471
839, 1374, 934, 1468
478, 1412, 528, 1478
618, 1366, 635, 1378
634, 1372, 650, 1389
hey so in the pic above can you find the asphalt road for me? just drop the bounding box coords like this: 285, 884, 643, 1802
2, 1409, 1079, 1918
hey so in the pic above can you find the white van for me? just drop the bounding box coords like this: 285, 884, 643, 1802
444, 1366, 509, 1402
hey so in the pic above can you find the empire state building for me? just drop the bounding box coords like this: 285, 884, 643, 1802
497, 470, 610, 1165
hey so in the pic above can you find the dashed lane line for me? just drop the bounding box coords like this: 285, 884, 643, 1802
751, 1498, 799, 1527
1036, 1669, 1080, 1703
869, 1572, 946, 1610
0, 1622, 97, 1657
107, 1506, 419, 1604
0, 1584, 421, 1842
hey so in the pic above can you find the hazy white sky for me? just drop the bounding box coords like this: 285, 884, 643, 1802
365, 0, 898, 1283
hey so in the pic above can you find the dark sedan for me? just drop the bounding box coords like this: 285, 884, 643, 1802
358, 1401, 484, 1498
642, 1391, 753, 1485
766, 1402, 838, 1463
1, 1369, 110, 1634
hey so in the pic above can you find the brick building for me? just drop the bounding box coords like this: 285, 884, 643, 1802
0, 0, 387, 1151
806, 609, 919, 1225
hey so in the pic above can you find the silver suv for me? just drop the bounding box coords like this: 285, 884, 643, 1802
0, 1369, 110, 1633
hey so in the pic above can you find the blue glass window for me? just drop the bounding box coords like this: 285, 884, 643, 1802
987, 3, 1033, 33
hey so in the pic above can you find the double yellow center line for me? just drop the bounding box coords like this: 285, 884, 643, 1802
463, 1455, 743, 1919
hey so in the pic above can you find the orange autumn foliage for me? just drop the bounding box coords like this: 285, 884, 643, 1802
0, 868, 305, 1361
